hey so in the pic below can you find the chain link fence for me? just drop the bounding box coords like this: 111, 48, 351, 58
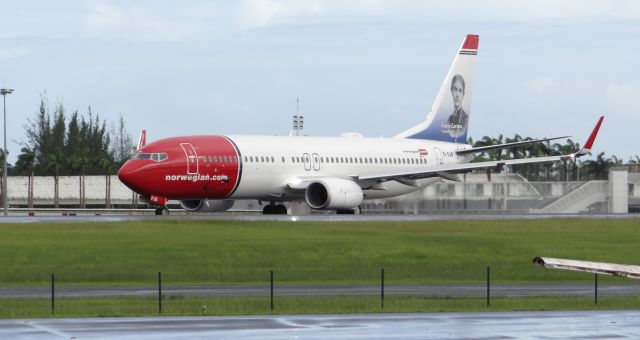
2, 266, 640, 318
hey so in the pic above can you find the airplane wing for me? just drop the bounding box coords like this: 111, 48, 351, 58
533, 257, 640, 279
456, 136, 570, 156
359, 116, 604, 183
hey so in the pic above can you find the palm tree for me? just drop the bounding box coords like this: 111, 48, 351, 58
475, 134, 504, 181
630, 155, 640, 172
44, 148, 65, 208
554, 139, 577, 181
70, 149, 91, 208
96, 150, 115, 208
583, 152, 612, 180
14, 148, 36, 208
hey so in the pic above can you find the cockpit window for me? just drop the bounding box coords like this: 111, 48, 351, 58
135, 152, 168, 162
135, 153, 152, 160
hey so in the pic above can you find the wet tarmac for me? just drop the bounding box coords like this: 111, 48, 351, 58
2, 311, 640, 339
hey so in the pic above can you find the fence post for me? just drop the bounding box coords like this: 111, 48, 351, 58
594, 273, 598, 305
381, 268, 385, 310
51, 273, 55, 315
270, 270, 274, 311
486, 266, 490, 307
158, 272, 162, 314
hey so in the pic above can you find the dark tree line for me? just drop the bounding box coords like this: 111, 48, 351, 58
10, 95, 134, 177
1, 95, 135, 207
469, 135, 639, 181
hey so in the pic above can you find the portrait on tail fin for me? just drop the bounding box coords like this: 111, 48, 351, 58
441, 74, 469, 138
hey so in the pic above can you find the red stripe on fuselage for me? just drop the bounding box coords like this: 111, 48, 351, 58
118, 135, 241, 200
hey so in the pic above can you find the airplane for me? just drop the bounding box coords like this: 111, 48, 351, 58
117, 34, 604, 215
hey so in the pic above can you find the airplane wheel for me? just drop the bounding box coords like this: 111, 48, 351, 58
262, 204, 275, 215
336, 207, 361, 215
275, 205, 288, 215
155, 207, 170, 215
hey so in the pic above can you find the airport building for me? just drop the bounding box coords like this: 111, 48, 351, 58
1, 168, 638, 214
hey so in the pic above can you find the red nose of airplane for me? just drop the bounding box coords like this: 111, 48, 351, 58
118, 161, 146, 194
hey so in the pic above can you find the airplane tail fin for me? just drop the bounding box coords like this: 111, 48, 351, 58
395, 34, 479, 143
137, 129, 147, 150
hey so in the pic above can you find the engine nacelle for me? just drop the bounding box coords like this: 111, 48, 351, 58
305, 178, 363, 210
179, 199, 235, 212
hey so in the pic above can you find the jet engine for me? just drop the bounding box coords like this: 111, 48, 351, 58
305, 178, 363, 210
179, 199, 235, 212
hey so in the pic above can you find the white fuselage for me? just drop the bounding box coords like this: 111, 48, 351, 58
230, 135, 472, 201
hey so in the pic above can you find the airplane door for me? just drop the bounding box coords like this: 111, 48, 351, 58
312, 153, 320, 171
433, 147, 443, 166
303, 153, 311, 171
180, 143, 199, 175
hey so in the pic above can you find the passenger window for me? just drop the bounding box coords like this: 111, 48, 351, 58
271, 156, 275, 162
282, 156, 285, 162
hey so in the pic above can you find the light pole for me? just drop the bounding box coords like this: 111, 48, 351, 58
1, 88, 13, 217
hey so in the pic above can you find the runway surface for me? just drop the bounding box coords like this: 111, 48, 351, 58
2, 311, 640, 339
1, 283, 638, 298
1, 212, 639, 223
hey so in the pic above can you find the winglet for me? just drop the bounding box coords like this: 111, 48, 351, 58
576, 116, 604, 157
137, 129, 147, 150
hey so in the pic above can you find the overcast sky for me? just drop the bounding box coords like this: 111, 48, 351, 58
1, 0, 639, 163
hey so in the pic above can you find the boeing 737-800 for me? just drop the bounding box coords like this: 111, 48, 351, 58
118, 34, 604, 215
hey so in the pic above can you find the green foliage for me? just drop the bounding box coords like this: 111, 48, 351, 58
470, 134, 634, 181
15, 94, 134, 176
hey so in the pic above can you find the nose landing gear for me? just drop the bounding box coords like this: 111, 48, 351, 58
155, 206, 170, 215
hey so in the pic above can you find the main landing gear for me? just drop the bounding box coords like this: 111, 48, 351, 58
336, 206, 362, 215
262, 203, 288, 215
155, 206, 170, 215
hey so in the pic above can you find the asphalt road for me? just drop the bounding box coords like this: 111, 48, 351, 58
1, 213, 639, 223
1, 283, 638, 298
2, 311, 640, 339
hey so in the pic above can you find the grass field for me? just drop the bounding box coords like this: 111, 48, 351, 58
0, 218, 639, 285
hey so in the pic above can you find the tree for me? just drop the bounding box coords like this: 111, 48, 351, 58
583, 152, 612, 180
44, 148, 65, 208
96, 150, 116, 208
112, 115, 135, 167
13, 147, 36, 208
69, 148, 91, 208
